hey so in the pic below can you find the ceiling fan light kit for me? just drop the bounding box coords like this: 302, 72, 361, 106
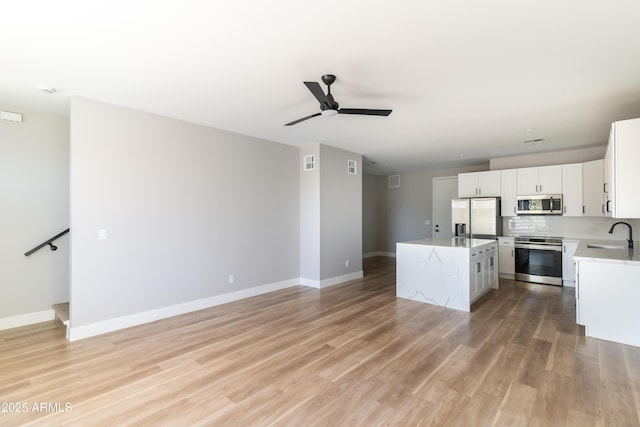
285, 74, 392, 126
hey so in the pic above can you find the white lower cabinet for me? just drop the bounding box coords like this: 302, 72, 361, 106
498, 237, 515, 278
470, 243, 498, 302
576, 258, 640, 347
470, 254, 482, 302
562, 240, 579, 287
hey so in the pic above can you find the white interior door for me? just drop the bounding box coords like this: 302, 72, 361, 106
433, 176, 458, 238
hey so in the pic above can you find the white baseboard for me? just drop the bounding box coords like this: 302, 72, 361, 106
0, 309, 55, 331
299, 270, 364, 289
68, 278, 299, 342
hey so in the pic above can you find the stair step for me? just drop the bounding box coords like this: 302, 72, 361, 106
52, 303, 69, 325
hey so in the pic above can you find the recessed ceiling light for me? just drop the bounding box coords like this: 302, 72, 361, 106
524, 127, 535, 132
37, 85, 56, 95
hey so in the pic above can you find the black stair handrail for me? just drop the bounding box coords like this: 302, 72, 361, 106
24, 228, 70, 256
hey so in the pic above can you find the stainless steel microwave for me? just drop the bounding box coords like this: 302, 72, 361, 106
516, 194, 563, 215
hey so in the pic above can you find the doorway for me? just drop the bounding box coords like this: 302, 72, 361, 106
432, 176, 458, 238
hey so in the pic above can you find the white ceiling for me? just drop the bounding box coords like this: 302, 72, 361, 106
3, 1, 640, 174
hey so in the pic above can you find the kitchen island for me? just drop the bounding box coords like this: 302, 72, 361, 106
396, 237, 498, 312
574, 239, 640, 347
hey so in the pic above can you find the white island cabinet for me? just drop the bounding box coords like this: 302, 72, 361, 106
574, 240, 640, 347
396, 238, 498, 312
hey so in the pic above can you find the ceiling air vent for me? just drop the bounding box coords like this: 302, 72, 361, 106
303, 154, 315, 171
347, 160, 357, 175
388, 175, 400, 188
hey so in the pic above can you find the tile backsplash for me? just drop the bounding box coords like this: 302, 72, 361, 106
503, 216, 640, 241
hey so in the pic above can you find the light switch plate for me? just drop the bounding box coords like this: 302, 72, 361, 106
98, 229, 107, 240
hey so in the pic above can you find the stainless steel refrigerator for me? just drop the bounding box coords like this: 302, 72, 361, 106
451, 198, 502, 239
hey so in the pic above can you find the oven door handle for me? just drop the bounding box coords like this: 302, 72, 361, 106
514, 243, 562, 251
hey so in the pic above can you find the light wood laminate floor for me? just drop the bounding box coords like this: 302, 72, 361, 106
1, 257, 639, 426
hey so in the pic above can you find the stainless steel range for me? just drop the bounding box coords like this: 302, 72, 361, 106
514, 236, 563, 286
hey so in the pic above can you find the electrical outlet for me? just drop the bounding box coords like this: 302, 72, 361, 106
345, 260, 349, 267
98, 229, 107, 240
228, 274, 234, 284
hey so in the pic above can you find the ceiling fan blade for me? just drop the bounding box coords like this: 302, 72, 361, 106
285, 112, 321, 126
304, 81, 331, 108
338, 108, 392, 116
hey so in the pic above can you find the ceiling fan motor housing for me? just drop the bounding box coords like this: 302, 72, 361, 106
320, 100, 339, 111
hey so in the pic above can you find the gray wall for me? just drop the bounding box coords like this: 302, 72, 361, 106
319, 145, 362, 279
299, 144, 320, 281
70, 97, 300, 327
362, 174, 381, 255
369, 164, 488, 253
0, 106, 69, 319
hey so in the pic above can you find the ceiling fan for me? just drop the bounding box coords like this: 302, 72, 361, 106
285, 74, 392, 126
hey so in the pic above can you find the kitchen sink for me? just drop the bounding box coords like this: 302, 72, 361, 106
587, 243, 627, 250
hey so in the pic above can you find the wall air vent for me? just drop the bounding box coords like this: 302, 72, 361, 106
347, 160, 357, 175
303, 154, 315, 171
1, 111, 23, 123
388, 174, 400, 188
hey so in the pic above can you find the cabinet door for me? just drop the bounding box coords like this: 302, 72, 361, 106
481, 251, 490, 293
477, 171, 501, 197
562, 163, 582, 216
487, 249, 498, 289
516, 167, 539, 195
612, 118, 640, 218
469, 257, 482, 301
582, 159, 604, 217
458, 172, 479, 197
498, 245, 515, 275
539, 165, 563, 194
604, 128, 614, 217
500, 169, 517, 217
562, 241, 579, 284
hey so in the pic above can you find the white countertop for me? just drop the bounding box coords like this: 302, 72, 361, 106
574, 239, 640, 265
398, 237, 496, 249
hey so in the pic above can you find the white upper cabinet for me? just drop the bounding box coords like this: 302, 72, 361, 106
517, 165, 562, 195
582, 159, 604, 217
458, 170, 501, 198
500, 169, 517, 217
606, 118, 640, 218
516, 167, 539, 195
458, 173, 479, 198
562, 163, 583, 217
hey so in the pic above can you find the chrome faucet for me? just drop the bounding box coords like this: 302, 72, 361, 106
609, 221, 634, 249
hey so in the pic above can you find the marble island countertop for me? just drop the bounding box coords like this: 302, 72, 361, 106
399, 237, 497, 249
574, 239, 640, 265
